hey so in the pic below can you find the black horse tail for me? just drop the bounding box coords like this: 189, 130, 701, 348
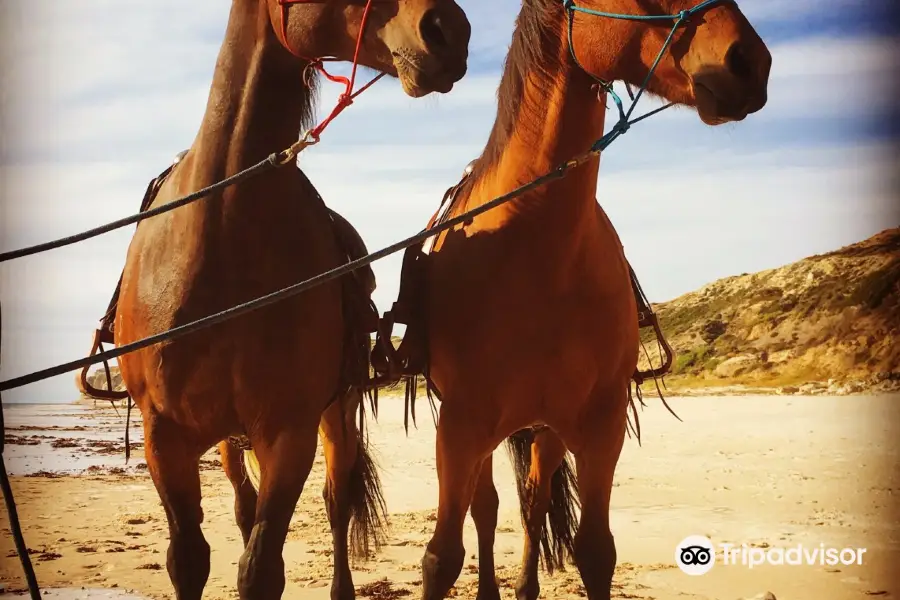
505, 428, 579, 573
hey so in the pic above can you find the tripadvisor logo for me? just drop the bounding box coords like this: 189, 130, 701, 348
719, 542, 868, 569
675, 535, 868, 574
675, 535, 715, 576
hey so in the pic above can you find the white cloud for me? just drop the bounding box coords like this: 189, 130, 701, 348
610, 34, 899, 127
734, 0, 864, 22
769, 35, 899, 78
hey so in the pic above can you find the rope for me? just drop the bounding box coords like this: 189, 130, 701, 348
0, 460, 40, 599
0, 0, 722, 392
0, 0, 390, 265
0, 0, 724, 393
0, 6, 384, 594
0, 1, 724, 267
562, 0, 723, 22
564, 0, 728, 131
0, 305, 43, 599
0, 4, 727, 596
0, 97, 659, 393
0, 143, 314, 264
278, 0, 387, 142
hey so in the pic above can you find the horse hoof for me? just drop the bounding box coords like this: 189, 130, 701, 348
422, 548, 465, 600
476, 584, 502, 600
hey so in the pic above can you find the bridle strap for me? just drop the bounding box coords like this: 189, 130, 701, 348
562, 0, 728, 132
277, 0, 388, 142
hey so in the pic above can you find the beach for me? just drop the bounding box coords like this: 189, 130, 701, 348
1, 394, 898, 600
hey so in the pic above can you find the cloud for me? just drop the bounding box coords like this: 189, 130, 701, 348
735, 0, 867, 23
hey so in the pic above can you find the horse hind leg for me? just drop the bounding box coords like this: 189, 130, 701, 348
143, 412, 211, 600
505, 427, 577, 600
237, 418, 320, 600
319, 388, 388, 600
219, 439, 258, 546
468, 455, 501, 600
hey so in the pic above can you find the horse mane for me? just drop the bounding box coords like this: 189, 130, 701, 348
471, 0, 565, 181
218, 0, 322, 139
293, 65, 321, 131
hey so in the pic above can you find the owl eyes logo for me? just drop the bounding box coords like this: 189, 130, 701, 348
675, 535, 716, 575
680, 545, 712, 565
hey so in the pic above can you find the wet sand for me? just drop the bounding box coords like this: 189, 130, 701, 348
1, 394, 899, 600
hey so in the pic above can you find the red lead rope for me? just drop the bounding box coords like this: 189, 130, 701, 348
277, 0, 387, 143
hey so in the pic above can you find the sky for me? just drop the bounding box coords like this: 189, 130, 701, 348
1, 0, 898, 404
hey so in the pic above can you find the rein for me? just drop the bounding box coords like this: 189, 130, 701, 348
278, 0, 388, 144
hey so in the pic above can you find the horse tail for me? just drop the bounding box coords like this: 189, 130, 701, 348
347, 426, 389, 562
505, 429, 579, 573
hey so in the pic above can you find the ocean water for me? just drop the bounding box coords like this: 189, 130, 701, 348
0, 587, 149, 599
2, 403, 145, 476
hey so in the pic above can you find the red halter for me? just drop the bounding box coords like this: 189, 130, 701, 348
277, 0, 387, 142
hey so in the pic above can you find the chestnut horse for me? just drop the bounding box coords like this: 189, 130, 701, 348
382, 1, 771, 599
113, 0, 470, 599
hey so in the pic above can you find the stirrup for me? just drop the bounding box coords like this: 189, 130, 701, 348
77, 328, 129, 401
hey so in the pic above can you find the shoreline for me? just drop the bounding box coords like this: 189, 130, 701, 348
65, 370, 900, 409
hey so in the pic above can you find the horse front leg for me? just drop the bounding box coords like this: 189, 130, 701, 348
468, 454, 501, 600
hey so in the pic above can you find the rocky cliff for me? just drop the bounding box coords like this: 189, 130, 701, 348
75, 366, 127, 405
637, 227, 900, 394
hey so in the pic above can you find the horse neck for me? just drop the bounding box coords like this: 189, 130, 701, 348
189, 0, 314, 192
464, 26, 607, 242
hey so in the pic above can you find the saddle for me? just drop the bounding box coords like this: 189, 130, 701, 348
79, 150, 381, 403
370, 160, 675, 413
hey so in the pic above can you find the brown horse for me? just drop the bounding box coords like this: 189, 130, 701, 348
112, 0, 470, 598
381, 1, 771, 599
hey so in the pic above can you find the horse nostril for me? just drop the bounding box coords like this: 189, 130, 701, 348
725, 42, 753, 81
419, 9, 449, 52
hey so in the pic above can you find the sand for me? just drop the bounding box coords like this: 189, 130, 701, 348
1, 394, 898, 600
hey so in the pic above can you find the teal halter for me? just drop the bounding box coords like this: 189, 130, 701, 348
562, 0, 729, 147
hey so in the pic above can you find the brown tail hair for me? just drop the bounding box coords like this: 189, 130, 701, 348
505, 429, 579, 574
347, 427, 389, 563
